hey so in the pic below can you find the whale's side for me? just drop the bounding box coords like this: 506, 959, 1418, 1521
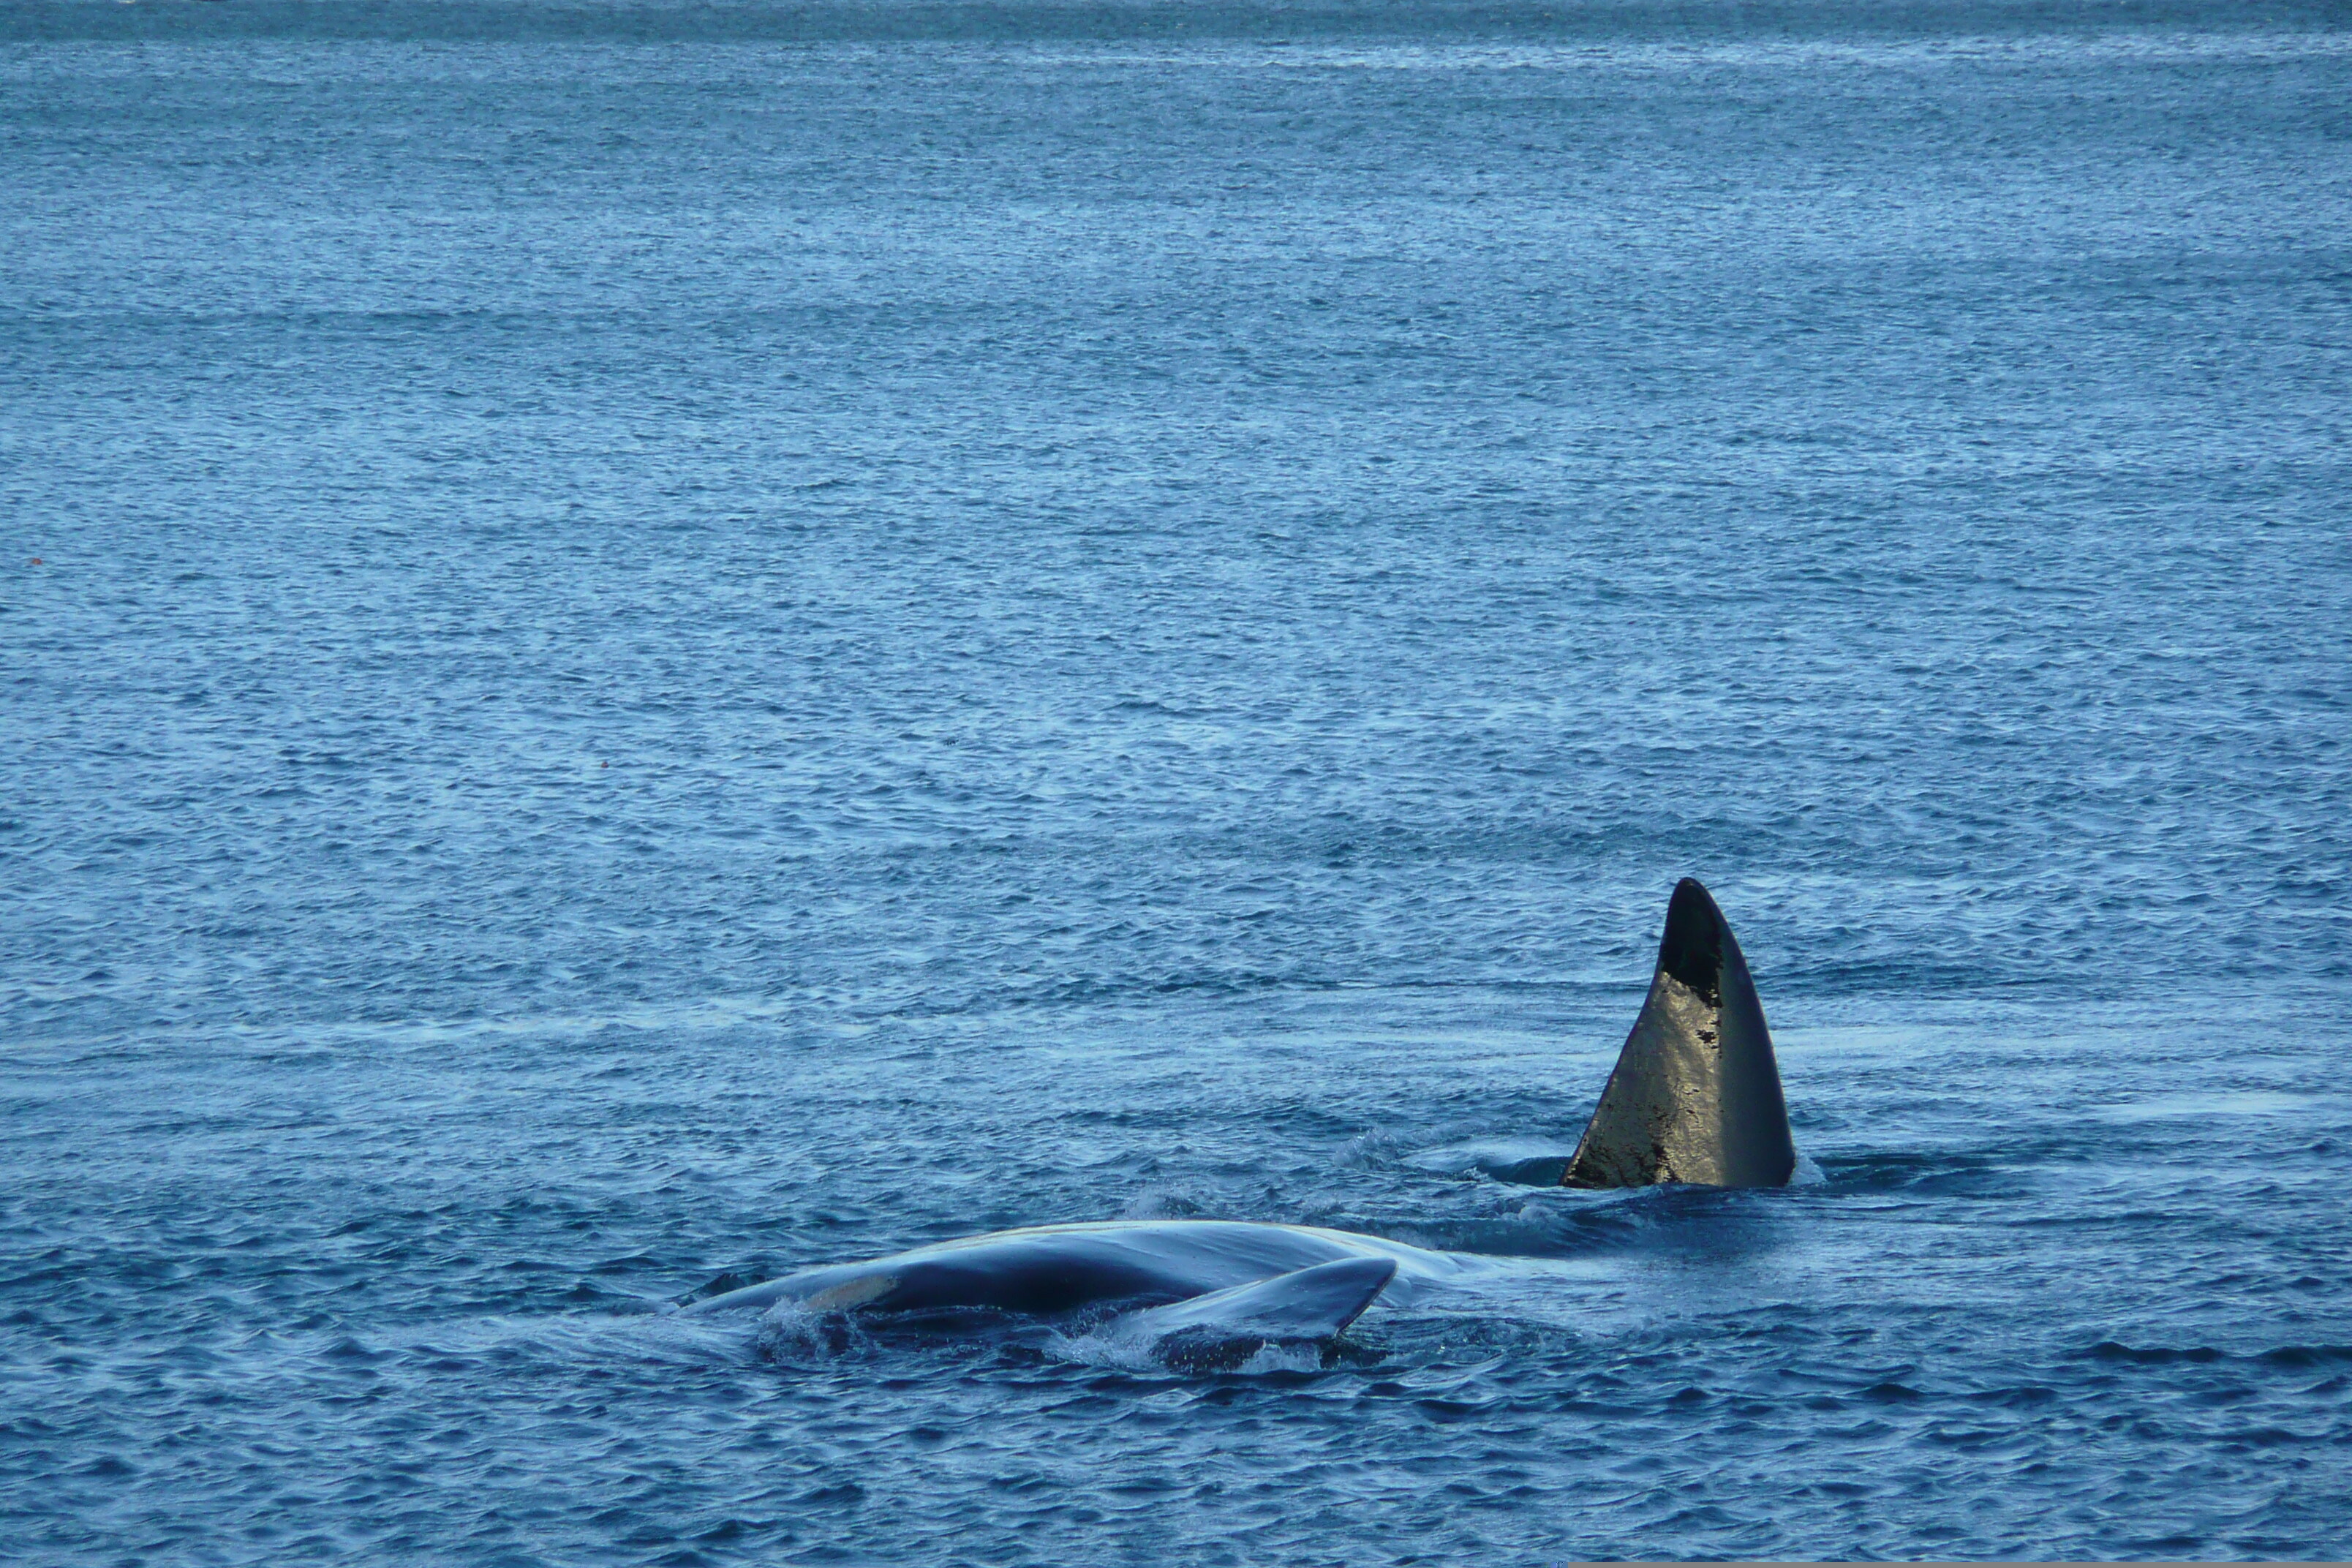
1562, 878, 1796, 1188
678, 1220, 1458, 1320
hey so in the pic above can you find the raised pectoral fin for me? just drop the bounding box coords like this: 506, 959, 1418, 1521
1564, 878, 1796, 1189
1122, 1256, 1397, 1346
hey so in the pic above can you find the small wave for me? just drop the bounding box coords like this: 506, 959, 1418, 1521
311, 1311, 761, 1372
2258, 1345, 2352, 1367
1045, 1316, 1333, 1378
1118, 1185, 1207, 1220
1408, 1138, 1578, 1186
1044, 1315, 1167, 1374
2087, 1340, 2352, 1368
2088, 1340, 2228, 1365
2095, 1090, 2326, 1122
755, 1301, 878, 1363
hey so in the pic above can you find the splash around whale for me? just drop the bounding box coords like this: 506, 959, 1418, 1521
681, 878, 1796, 1368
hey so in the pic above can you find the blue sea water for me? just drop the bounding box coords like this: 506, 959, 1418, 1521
4, 0, 2351, 1560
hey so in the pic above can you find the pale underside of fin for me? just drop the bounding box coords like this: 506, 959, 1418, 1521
1563, 878, 1796, 1189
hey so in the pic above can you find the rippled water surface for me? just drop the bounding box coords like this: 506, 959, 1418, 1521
4, 0, 2351, 1560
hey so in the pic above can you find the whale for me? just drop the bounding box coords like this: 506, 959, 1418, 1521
682, 1220, 1457, 1367
682, 877, 1796, 1362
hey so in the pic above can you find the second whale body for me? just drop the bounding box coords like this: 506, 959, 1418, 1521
684, 877, 1798, 1362
685, 1221, 1444, 1368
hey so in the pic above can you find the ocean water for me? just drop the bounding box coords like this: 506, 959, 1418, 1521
4, 0, 2350, 1560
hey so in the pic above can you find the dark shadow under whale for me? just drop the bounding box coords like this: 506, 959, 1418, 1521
681, 877, 1797, 1364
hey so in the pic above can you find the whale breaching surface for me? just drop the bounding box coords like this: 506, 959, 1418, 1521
682, 878, 1797, 1363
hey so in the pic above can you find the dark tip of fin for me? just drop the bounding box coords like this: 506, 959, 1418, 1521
1657, 877, 1725, 1007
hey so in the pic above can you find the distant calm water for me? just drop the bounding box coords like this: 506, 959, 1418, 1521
4, 1, 2349, 1560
